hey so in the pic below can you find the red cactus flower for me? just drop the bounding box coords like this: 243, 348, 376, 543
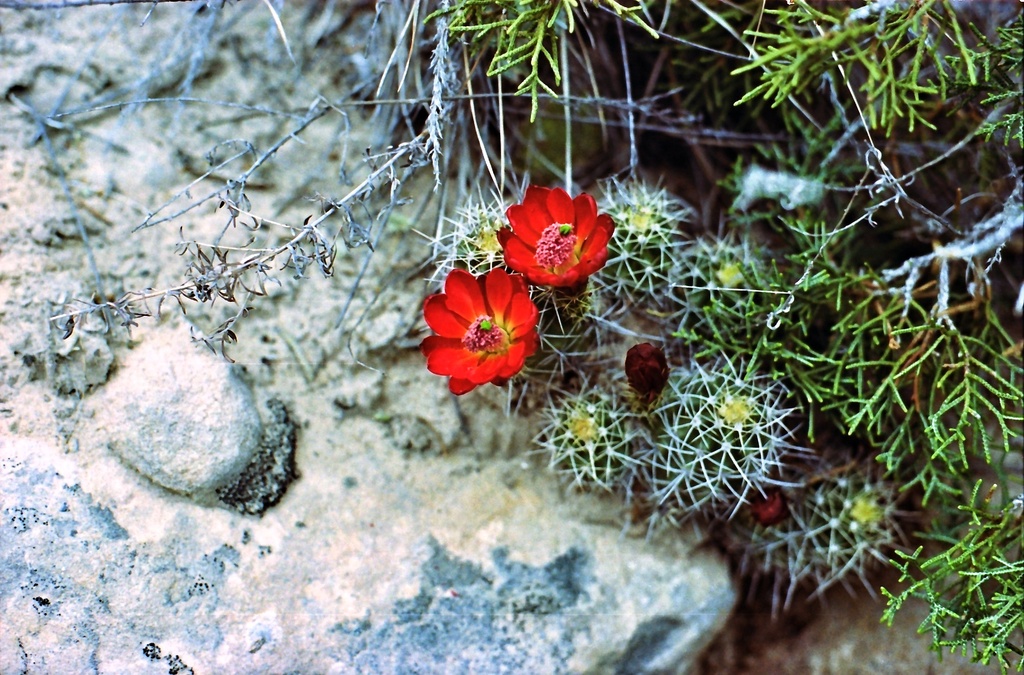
498, 185, 615, 288
625, 343, 669, 404
749, 488, 789, 527
421, 268, 540, 395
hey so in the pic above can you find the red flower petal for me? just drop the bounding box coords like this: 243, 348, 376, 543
498, 339, 532, 379
421, 267, 540, 395
507, 293, 539, 336
506, 191, 548, 244
507, 271, 531, 297
443, 269, 486, 320
577, 243, 610, 276
591, 213, 615, 247
572, 193, 598, 238
575, 214, 614, 272
423, 337, 481, 378
499, 186, 615, 289
423, 294, 468, 338
484, 267, 514, 322
448, 377, 478, 395
499, 232, 540, 275
546, 187, 575, 225
469, 353, 510, 384
541, 267, 580, 288
522, 185, 551, 211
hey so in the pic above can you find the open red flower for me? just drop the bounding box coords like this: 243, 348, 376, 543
421, 268, 540, 395
498, 186, 615, 288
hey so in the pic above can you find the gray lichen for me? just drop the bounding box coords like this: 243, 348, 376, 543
217, 398, 298, 516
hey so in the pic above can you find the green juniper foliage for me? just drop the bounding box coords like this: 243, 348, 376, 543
423, 0, 1021, 667
947, 16, 1024, 146
428, 0, 656, 120
732, 0, 1020, 139
882, 483, 1024, 672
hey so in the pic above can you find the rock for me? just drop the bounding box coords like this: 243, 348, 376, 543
380, 363, 464, 452
84, 323, 262, 499
0, 414, 736, 674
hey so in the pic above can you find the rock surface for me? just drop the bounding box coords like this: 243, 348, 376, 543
0, 4, 1014, 674
84, 323, 263, 500
1, 410, 736, 673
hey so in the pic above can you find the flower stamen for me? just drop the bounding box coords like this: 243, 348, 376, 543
534, 223, 577, 269
462, 315, 506, 353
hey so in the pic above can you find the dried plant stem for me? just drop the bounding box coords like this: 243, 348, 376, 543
136, 101, 329, 231
11, 94, 108, 316
50, 206, 338, 326
0, 0, 194, 7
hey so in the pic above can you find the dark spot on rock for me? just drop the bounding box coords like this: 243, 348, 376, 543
33, 596, 50, 606
217, 398, 299, 516
332, 616, 371, 636
344, 538, 584, 671
495, 546, 588, 617
386, 414, 444, 454
142, 642, 162, 660
188, 575, 211, 598
165, 653, 194, 675
614, 615, 685, 675
421, 538, 490, 589
87, 503, 129, 540
394, 589, 434, 624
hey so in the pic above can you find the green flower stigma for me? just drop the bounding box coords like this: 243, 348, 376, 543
559, 224, 573, 235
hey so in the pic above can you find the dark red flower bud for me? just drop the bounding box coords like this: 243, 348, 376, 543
749, 489, 789, 527
625, 343, 668, 403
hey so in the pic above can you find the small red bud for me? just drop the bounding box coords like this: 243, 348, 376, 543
749, 489, 789, 527
625, 343, 669, 404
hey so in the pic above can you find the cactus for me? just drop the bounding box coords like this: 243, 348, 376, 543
733, 471, 903, 611
521, 283, 608, 385
431, 195, 507, 279
537, 385, 644, 492
668, 234, 788, 347
597, 179, 694, 314
643, 356, 805, 519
